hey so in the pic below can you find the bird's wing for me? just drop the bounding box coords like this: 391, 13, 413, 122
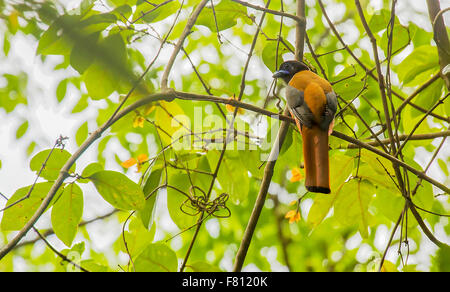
318, 91, 337, 132
285, 85, 314, 129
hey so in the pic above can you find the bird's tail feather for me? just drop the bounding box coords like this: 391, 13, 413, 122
301, 126, 330, 194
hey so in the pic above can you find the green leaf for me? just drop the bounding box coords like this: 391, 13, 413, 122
167, 171, 197, 229
133, 1, 179, 24
207, 150, 249, 203
410, 22, 432, 48
82, 33, 127, 99
368, 9, 391, 33
78, 0, 96, 16
81, 162, 104, 177
77, 162, 103, 184
56, 78, 68, 102
30, 149, 75, 181
396, 45, 439, 86
37, 14, 80, 55
332, 67, 365, 100
51, 183, 84, 247
196, 0, 247, 31
83, 60, 117, 100
70, 32, 99, 74
1, 182, 54, 231
134, 243, 178, 272
334, 179, 374, 238
79, 13, 117, 35
71, 94, 89, 113
57, 241, 85, 272
80, 260, 109, 272
415, 78, 444, 110
139, 167, 163, 229
307, 153, 354, 228
380, 24, 410, 56
108, 0, 137, 7
118, 216, 155, 258
111, 5, 132, 20
75, 121, 88, 147
262, 41, 286, 72
433, 245, 450, 272
187, 261, 222, 272
3, 32, 11, 56
155, 100, 186, 145
438, 159, 449, 177
15, 120, 28, 139
359, 149, 398, 190
88, 170, 145, 210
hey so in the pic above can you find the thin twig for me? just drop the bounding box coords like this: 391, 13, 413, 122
317, 0, 449, 123
233, 0, 306, 271
33, 227, 89, 272
161, 0, 209, 90
231, 0, 305, 25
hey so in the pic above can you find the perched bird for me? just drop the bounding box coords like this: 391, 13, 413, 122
273, 60, 337, 194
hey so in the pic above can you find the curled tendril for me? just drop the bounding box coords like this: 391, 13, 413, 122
180, 186, 231, 218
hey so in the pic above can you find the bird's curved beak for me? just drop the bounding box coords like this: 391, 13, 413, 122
272, 70, 290, 78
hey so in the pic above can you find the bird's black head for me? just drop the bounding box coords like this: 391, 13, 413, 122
272, 60, 310, 84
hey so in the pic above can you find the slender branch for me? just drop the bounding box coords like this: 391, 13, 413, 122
271, 193, 292, 271
231, 0, 305, 25
0, 137, 66, 213
395, 73, 441, 116
131, 0, 174, 24
411, 133, 448, 197
396, 94, 449, 155
233, 0, 306, 272
33, 227, 89, 272
181, 0, 273, 271
408, 201, 449, 248
2, 88, 447, 259
331, 131, 450, 194
317, 0, 450, 123
344, 130, 450, 149
355, 0, 397, 155
233, 108, 291, 272
378, 205, 406, 272
426, 0, 450, 89
14, 210, 118, 249
161, 0, 209, 90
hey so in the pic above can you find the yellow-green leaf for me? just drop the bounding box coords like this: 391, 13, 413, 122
134, 243, 178, 272
51, 183, 84, 247
88, 170, 145, 210
1, 182, 54, 231
334, 179, 374, 238
30, 149, 75, 181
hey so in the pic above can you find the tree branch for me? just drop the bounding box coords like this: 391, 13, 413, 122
180, 0, 272, 271
231, 0, 305, 25
317, 0, 450, 123
331, 131, 449, 194
161, 0, 209, 90
343, 130, 450, 149
233, 0, 306, 272
2, 89, 447, 260
355, 0, 397, 155
426, 0, 450, 89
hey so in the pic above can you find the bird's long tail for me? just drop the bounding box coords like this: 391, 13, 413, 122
301, 125, 330, 194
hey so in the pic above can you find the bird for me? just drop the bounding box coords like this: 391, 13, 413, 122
273, 60, 337, 194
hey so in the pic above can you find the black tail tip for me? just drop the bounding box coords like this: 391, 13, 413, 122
307, 186, 331, 194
